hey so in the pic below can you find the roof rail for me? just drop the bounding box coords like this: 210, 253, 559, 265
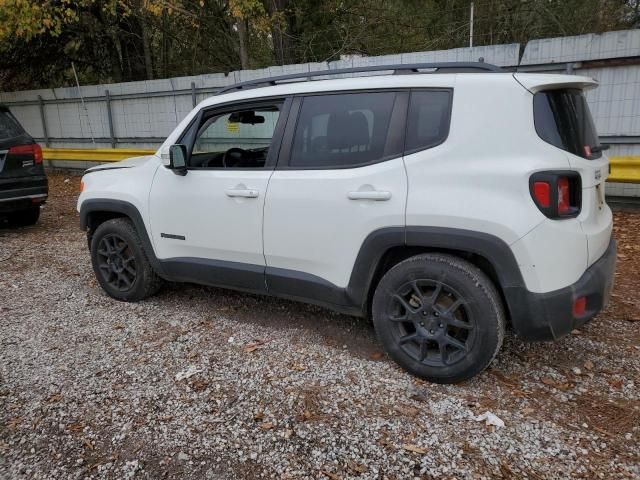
217, 61, 502, 95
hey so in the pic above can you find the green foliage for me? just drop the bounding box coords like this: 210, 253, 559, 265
0, 0, 637, 90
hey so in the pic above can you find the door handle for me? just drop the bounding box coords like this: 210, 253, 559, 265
347, 190, 392, 201
225, 188, 259, 198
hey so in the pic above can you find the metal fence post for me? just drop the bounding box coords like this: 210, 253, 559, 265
191, 82, 197, 108
37, 95, 50, 147
105, 89, 116, 148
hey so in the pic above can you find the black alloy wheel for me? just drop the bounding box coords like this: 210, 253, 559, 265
372, 253, 505, 383
389, 280, 475, 367
96, 233, 137, 292
90, 218, 162, 302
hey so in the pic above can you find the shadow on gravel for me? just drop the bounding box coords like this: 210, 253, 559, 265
158, 282, 383, 361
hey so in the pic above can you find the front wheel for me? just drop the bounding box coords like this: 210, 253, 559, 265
372, 253, 505, 384
90, 218, 162, 302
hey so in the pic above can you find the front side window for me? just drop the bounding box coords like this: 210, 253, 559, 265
533, 89, 601, 159
290, 92, 397, 168
190, 103, 282, 168
405, 90, 452, 153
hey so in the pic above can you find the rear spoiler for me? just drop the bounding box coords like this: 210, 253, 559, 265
513, 73, 598, 94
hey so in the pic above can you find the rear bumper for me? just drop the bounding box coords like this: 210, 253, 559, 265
506, 237, 617, 341
0, 175, 48, 212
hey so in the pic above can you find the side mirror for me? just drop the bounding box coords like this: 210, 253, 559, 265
168, 144, 188, 175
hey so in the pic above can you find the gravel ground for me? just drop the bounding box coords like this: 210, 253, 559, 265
1, 173, 639, 479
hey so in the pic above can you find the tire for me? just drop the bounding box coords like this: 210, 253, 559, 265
90, 218, 162, 302
9, 207, 40, 226
372, 253, 505, 384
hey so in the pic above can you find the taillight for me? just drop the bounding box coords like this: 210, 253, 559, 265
557, 177, 570, 215
8, 143, 43, 164
529, 171, 581, 219
532, 181, 551, 208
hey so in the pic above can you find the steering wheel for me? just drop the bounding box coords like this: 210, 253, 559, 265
222, 147, 247, 168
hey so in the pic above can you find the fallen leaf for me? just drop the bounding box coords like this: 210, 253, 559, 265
541, 378, 557, 386
259, 422, 274, 430
291, 363, 305, 372
244, 339, 267, 353
6, 417, 22, 428
321, 470, 341, 480
114, 324, 126, 330
48, 394, 63, 403
395, 405, 419, 417
403, 444, 427, 454
608, 379, 624, 390
190, 378, 209, 392
347, 460, 368, 473
369, 351, 384, 361
253, 412, 264, 421
571, 329, 582, 335
522, 407, 535, 415
67, 423, 84, 433
584, 361, 594, 370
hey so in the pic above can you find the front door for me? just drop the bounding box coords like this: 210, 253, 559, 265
149, 98, 289, 289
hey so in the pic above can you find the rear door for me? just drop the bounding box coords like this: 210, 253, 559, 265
263, 91, 408, 299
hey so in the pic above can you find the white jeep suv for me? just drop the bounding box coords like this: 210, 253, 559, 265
78, 63, 616, 383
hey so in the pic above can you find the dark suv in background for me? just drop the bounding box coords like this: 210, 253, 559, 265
0, 106, 47, 225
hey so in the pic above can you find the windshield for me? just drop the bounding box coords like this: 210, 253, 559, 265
0, 109, 25, 140
533, 89, 601, 159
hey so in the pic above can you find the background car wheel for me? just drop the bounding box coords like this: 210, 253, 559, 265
9, 207, 40, 226
372, 253, 505, 384
90, 218, 162, 302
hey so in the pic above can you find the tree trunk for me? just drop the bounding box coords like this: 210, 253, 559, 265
237, 18, 250, 69
142, 20, 154, 79
264, 0, 296, 65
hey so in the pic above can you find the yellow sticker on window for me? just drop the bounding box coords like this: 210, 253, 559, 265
226, 120, 239, 133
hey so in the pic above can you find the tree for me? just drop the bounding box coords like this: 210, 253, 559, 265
0, 0, 637, 91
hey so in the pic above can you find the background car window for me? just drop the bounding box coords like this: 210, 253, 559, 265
290, 92, 396, 168
405, 90, 452, 153
191, 105, 281, 168
0, 110, 25, 140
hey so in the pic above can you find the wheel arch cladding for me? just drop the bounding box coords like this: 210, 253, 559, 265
353, 226, 526, 329
79, 199, 167, 277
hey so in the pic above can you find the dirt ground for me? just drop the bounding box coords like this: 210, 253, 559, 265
0, 173, 638, 479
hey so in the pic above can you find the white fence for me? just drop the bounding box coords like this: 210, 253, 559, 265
1, 29, 639, 196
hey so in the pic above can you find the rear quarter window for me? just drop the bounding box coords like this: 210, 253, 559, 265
533, 89, 601, 159
404, 90, 452, 153
0, 110, 25, 140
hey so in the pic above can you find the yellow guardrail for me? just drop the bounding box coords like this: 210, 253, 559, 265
42, 148, 155, 163
41, 148, 640, 182
608, 156, 640, 183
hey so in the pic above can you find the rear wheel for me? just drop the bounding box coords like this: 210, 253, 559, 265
372, 253, 504, 384
8, 207, 40, 226
90, 218, 162, 301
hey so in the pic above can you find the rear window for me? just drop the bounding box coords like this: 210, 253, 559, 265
0, 110, 25, 140
533, 89, 601, 159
